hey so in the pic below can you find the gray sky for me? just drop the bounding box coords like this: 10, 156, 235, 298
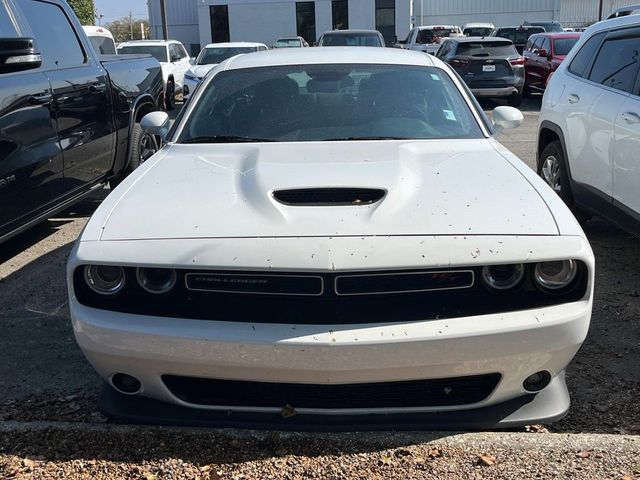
94, 0, 149, 24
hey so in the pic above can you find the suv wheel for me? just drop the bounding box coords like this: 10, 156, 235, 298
538, 140, 590, 223
165, 80, 175, 111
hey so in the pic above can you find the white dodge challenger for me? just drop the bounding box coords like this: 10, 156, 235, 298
67, 48, 594, 429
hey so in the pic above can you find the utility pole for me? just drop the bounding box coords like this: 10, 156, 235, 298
129, 11, 133, 40
159, 0, 169, 40
598, 0, 604, 21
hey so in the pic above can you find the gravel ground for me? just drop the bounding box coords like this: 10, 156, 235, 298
0, 98, 639, 478
0, 424, 639, 479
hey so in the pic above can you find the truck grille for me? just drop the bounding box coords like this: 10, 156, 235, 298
162, 373, 501, 409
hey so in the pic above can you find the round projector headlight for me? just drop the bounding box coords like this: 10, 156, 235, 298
84, 265, 125, 295
534, 260, 577, 290
481, 264, 525, 291
136, 268, 177, 294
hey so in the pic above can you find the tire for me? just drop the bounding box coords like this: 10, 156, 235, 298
109, 123, 159, 189
538, 140, 590, 224
507, 93, 523, 107
165, 80, 175, 111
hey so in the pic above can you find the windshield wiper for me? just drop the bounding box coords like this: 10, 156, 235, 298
322, 136, 413, 141
182, 135, 277, 144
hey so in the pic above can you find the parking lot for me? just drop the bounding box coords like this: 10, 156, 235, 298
1, 97, 639, 477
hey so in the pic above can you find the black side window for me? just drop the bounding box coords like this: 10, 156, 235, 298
568, 32, 605, 77
589, 36, 640, 93
21, 0, 85, 69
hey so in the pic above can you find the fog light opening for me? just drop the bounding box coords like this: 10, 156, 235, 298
523, 371, 551, 392
111, 373, 142, 395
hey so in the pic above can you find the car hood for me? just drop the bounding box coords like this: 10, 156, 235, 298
99, 140, 558, 241
189, 64, 217, 78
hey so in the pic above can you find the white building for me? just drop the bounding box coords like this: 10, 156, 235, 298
412, 0, 634, 29
197, 0, 412, 47
148, 0, 200, 55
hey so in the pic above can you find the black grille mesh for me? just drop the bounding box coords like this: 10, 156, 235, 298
162, 374, 501, 409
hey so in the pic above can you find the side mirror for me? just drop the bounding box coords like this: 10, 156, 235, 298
0, 37, 42, 74
141, 111, 170, 139
537, 48, 548, 58
492, 106, 523, 132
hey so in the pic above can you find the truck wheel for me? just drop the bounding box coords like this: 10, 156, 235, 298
165, 80, 175, 111
109, 123, 159, 189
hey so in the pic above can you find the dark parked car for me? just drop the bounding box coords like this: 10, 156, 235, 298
317, 30, 385, 47
0, 0, 164, 244
436, 37, 525, 106
523, 20, 563, 33
523, 32, 581, 95
491, 26, 546, 53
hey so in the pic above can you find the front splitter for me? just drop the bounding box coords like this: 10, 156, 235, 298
98, 373, 569, 431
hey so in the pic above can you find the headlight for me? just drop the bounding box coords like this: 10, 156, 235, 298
84, 265, 125, 295
136, 267, 177, 294
534, 260, 577, 290
184, 72, 197, 81
481, 264, 525, 291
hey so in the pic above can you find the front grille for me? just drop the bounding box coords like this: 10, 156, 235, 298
162, 374, 501, 409
73, 264, 589, 324
273, 188, 386, 206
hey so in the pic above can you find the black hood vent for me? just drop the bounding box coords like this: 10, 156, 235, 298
273, 188, 386, 206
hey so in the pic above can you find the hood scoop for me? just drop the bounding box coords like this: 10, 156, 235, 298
273, 188, 386, 207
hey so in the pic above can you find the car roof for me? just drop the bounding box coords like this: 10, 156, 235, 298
275, 37, 303, 40
528, 32, 582, 39
223, 47, 442, 70
119, 40, 181, 46
583, 8, 640, 34
203, 42, 267, 48
417, 25, 458, 29
463, 23, 494, 28
322, 29, 381, 35
446, 36, 511, 43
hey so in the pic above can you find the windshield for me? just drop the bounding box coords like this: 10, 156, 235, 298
463, 27, 493, 37
178, 64, 483, 143
273, 39, 301, 48
553, 37, 579, 56
495, 28, 544, 44
320, 33, 381, 46
417, 29, 454, 44
197, 47, 259, 65
89, 35, 116, 55
456, 41, 517, 57
118, 45, 167, 62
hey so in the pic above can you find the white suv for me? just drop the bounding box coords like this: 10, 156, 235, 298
118, 40, 191, 110
538, 6, 640, 236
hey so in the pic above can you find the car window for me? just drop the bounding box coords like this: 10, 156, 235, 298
417, 28, 454, 44
553, 37, 579, 56
568, 32, 605, 77
496, 28, 544, 44
541, 37, 551, 52
180, 64, 484, 143
118, 45, 168, 63
21, 0, 85, 69
456, 41, 517, 57
179, 45, 188, 58
0, 3, 21, 36
320, 33, 381, 46
589, 36, 640, 93
88, 35, 116, 55
274, 39, 301, 48
197, 47, 260, 65
463, 27, 493, 37
169, 44, 179, 61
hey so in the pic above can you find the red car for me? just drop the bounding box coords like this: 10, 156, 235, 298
523, 32, 582, 95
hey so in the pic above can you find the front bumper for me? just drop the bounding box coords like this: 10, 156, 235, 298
471, 86, 522, 97
71, 298, 590, 424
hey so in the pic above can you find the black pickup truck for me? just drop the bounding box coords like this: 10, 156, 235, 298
0, 0, 164, 243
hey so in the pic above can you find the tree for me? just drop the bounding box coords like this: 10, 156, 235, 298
105, 17, 150, 43
67, 0, 95, 26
